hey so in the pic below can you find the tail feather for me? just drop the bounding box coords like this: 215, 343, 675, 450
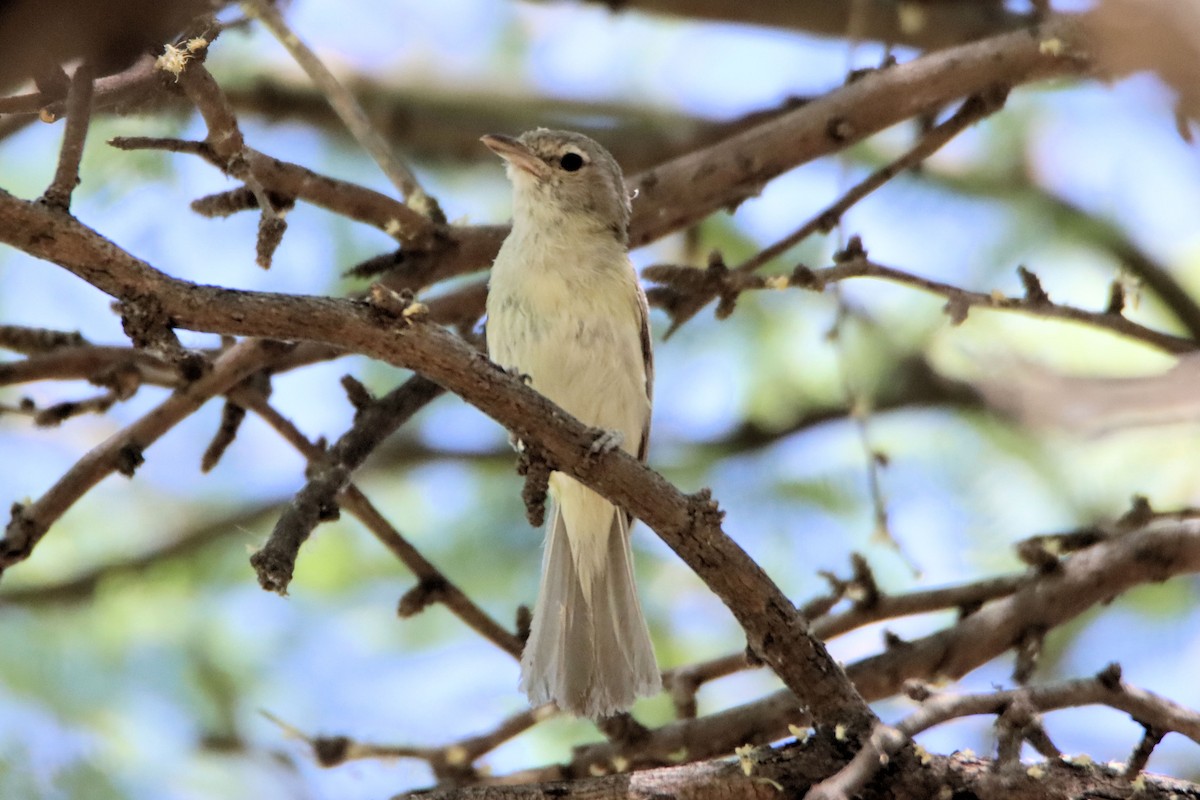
519, 503, 660, 718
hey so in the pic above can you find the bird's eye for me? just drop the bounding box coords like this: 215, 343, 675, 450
560, 152, 584, 172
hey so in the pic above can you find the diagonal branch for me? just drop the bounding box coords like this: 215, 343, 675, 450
649, 88, 1012, 334
40, 64, 95, 211
249, 374, 445, 595
736, 89, 1009, 275
370, 16, 1089, 299
239, 391, 522, 657
627, 16, 1085, 249
536, 519, 1200, 781
0, 186, 875, 738
808, 664, 1200, 800
239, 0, 432, 210
1, 338, 290, 574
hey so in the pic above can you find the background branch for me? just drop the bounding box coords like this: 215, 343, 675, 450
239, 0, 431, 208
2, 339, 290, 573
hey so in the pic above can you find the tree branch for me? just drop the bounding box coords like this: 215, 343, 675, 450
530, 519, 1200, 781
0, 186, 874, 736
40, 64, 95, 211
363, 16, 1090, 295
911, 163, 1200, 342
648, 255, 1196, 355
249, 374, 445, 595
238, 391, 523, 657
808, 664, 1200, 799
401, 727, 1199, 800
239, 0, 431, 209
649, 88, 1010, 334
1, 338, 290, 574
0, 500, 282, 606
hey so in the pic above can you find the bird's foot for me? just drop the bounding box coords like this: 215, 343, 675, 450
504, 366, 533, 385
588, 428, 624, 455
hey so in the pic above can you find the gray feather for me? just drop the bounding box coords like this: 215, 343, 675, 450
520, 502, 661, 718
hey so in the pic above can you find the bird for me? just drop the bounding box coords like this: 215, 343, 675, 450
482, 128, 661, 718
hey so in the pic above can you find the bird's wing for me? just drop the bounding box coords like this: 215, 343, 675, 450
635, 276, 653, 464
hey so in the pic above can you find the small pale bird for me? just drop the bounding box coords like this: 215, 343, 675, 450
482, 129, 661, 718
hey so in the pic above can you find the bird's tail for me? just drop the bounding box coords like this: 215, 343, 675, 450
519, 501, 661, 718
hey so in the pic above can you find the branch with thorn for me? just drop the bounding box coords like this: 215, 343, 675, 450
807, 664, 1200, 800
647, 251, 1195, 356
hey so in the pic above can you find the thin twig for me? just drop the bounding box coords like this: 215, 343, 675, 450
239, 392, 523, 658
825, 284, 914, 570
735, 88, 1008, 276
806, 665, 1200, 800
921, 165, 1200, 342
108, 136, 212, 156
0, 501, 284, 606
174, 58, 291, 268
1, 339, 290, 575
41, 65, 95, 211
249, 374, 445, 594
109, 133, 434, 246
648, 253, 1194, 354
813, 257, 1195, 353
265, 703, 548, 782
238, 0, 432, 211
0, 325, 88, 354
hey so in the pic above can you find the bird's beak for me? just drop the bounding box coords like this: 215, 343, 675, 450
481, 133, 550, 180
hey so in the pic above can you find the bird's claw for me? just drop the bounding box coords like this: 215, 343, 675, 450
505, 366, 533, 385
589, 428, 624, 455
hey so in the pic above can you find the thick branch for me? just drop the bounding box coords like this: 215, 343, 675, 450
373, 16, 1089, 292
549, 521, 1200, 778
403, 733, 1199, 800
0, 189, 873, 735
630, 17, 1082, 249
809, 666, 1200, 799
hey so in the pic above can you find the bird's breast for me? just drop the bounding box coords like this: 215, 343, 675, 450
486, 233, 648, 452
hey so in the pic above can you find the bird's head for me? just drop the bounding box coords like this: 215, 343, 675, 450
481, 128, 631, 243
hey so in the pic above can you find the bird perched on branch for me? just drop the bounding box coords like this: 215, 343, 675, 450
482, 128, 660, 718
